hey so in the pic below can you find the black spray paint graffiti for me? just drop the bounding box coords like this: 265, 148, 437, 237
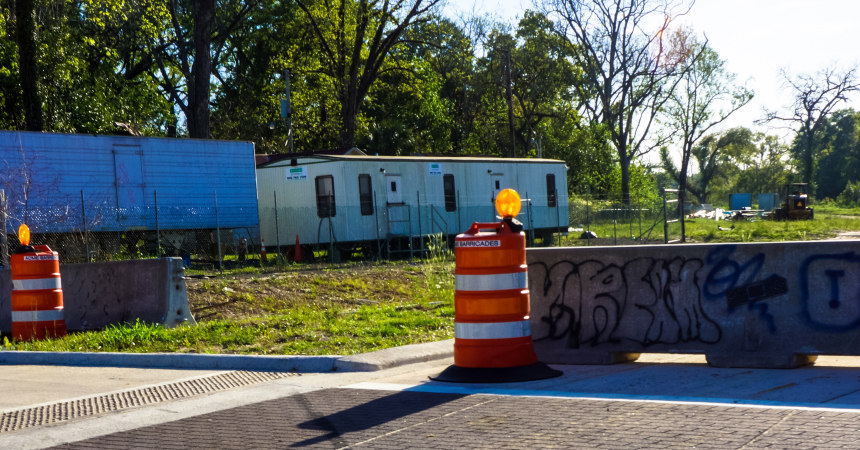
800, 252, 860, 331
702, 246, 784, 333
531, 257, 722, 348
725, 275, 789, 309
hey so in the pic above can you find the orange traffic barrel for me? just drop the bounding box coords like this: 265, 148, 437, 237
432, 219, 561, 383
11, 244, 67, 340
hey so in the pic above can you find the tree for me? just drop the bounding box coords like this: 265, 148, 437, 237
545, 0, 692, 204
764, 65, 860, 195
145, 0, 260, 138
0, 6, 23, 128
661, 29, 752, 239
814, 109, 860, 199
14, 0, 43, 130
294, 0, 442, 149
1, 0, 172, 134
733, 133, 791, 197
661, 127, 756, 204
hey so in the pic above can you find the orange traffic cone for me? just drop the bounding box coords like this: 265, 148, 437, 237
261, 238, 267, 262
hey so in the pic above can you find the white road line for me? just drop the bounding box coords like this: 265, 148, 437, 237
345, 382, 860, 413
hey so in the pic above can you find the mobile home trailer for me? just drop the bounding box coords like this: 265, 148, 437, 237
256, 154, 568, 258
0, 131, 258, 259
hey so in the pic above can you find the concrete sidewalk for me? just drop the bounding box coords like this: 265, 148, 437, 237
0, 340, 454, 412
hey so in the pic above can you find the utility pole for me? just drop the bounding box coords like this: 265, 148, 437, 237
504, 49, 515, 158
281, 69, 294, 153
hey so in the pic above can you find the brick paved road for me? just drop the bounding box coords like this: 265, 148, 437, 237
53, 388, 860, 449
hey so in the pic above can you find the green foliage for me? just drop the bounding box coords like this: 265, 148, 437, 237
837, 181, 860, 207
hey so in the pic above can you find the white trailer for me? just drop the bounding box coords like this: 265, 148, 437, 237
256, 154, 568, 258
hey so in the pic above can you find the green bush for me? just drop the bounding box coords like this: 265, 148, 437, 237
837, 182, 860, 207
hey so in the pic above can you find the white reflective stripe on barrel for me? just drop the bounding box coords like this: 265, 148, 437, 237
455, 272, 527, 291
12, 309, 64, 322
455, 320, 531, 339
12, 278, 62, 291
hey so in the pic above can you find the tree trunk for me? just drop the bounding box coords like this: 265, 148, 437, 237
188, 0, 214, 139
619, 151, 631, 206
340, 91, 357, 149
804, 130, 815, 194
15, 0, 43, 131
505, 50, 516, 158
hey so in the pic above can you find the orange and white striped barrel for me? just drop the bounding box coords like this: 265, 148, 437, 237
11, 245, 66, 340
453, 221, 538, 368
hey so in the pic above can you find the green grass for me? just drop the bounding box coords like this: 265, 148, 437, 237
564, 207, 860, 245
1, 260, 456, 356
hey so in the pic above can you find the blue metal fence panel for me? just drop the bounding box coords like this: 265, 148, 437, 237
729, 193, 752, 211
0, 131, 258, 233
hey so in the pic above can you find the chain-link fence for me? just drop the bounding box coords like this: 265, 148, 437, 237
0, 189, 261, 271
0, 186, 696, 269
566, 191, 677, 246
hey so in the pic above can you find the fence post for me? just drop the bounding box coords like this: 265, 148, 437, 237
214, 190, 222, 273
457, 190, 462, 233
555, 187, 560, 247
274, 191, 281, 269
154, 190, 161, 256
0, 189, 7, 267
637, 191, 642, 243
586, 188, 591, 246
417, 190, 423, 256
80, 190, 90, 262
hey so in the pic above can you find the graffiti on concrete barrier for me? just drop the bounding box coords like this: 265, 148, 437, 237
725, 275, 789, 309
800, 252, 860, 331
703, 246, 765, 300
702, 246, 782, 333
531, 257, 722, 348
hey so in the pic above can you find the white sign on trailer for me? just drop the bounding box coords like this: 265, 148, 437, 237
285, 166, 307, 180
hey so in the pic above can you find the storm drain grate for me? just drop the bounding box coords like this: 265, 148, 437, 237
0, 370, 296, 433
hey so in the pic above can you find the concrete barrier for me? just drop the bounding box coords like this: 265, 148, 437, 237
0, 258, 195, 334
527, 241, 860, 368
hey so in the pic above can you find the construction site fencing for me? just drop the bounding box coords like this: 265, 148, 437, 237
0, 189, 260, 271
256, 188, 569, 263
0, 188, 691, 269
567, 192, 676, 245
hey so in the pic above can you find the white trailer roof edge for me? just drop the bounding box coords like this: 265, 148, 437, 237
259, 154, 567, 168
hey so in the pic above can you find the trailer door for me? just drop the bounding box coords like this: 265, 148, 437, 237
113, 145, 146, 223
386, 174, 403, 204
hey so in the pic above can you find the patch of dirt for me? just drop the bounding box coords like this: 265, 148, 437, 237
185, 262, 448, 322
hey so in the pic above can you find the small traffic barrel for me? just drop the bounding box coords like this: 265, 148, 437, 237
432, 189, 561, 382
10, 224, 66, 340
261, 238, 267, 262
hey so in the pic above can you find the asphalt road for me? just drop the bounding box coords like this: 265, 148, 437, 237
2, 345, 860, 449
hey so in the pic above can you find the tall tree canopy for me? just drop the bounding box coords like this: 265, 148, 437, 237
544, 0, 692, 204
294, 0, 442, 149
765, 65, 860, 194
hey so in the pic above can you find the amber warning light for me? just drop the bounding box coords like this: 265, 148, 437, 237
495, 188, 521, 219
18, 224, 30, 246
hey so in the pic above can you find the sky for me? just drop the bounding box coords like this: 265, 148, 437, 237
443, 0, 860, 142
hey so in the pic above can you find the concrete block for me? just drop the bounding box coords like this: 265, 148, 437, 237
527, 241, 860, 369
0, 257, 196, 334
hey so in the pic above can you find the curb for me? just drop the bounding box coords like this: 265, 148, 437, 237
0, 340, 454, 373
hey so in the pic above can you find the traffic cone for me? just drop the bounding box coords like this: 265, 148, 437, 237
294, 235, 302, 262
261, 238, 267, 262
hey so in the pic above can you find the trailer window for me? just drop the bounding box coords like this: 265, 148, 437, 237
546, 174, 557, 207
316, 175, 336, 217
358, 174, 373, 215
444, 174, 457, 211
